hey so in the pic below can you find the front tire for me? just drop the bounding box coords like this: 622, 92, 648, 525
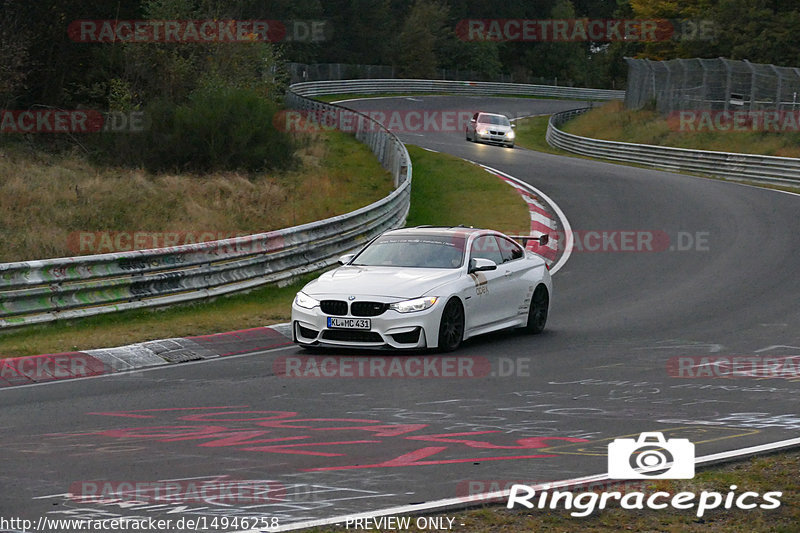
437, 298, 464, 352
524, 285, 549, 334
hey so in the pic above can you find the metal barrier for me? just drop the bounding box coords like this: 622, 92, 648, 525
0, 89, 411, 328
0, 78, 622, 329
291, 79, 624, 101
546, 108, 800, 186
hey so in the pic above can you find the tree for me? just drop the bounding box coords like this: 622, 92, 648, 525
393, 0, 448, 78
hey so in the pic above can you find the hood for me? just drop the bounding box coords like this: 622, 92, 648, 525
303, 266, 459, 299
478, 122, 512, 133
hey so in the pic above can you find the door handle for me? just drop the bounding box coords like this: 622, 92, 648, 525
504, 270, 512, 277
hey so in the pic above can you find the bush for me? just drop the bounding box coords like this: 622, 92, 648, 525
98, 87, 296, 174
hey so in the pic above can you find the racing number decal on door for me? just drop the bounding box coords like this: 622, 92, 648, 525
470, 272, 489, 295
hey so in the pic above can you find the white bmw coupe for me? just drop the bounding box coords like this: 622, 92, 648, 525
291, 226, 551, 352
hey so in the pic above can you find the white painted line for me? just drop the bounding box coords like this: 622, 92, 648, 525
479, 164, 574, 275
235, 435, 800, 533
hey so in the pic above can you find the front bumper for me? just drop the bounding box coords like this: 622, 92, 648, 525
476, 132, 514, 146
291, 299, 445, 350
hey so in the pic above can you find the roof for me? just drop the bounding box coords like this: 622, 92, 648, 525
383, 226, 492, 237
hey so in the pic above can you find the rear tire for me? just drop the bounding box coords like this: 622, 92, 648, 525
437, 298, 465, 352
524, 285, 549, 334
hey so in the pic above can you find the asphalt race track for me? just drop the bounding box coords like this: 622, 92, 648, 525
2, 96, 800, 530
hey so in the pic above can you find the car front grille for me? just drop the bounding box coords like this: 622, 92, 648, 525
351, 301, 388, 317
321, 330, 383, 343
320, 300, 348, 315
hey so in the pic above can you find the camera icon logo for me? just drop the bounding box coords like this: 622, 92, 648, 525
608, 432, 695, 479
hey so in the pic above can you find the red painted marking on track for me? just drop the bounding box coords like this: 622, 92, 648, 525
87, 406, 592, 471
305, 448, 559, 471
241, 440, 382, 456
179, 410, 297, 422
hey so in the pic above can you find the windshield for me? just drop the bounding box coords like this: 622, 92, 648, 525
351, 234, 466, 268
478, 114, 511, 126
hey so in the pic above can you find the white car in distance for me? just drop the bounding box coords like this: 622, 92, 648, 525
291, 227, 551, 352
466, 112, 515, 148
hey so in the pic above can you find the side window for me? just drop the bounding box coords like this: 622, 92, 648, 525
472, 112, 479, 121
470, 235, 504, 265
498, 237, 524, 263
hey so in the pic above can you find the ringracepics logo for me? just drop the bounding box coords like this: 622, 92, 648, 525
608, 432, 693, 479
507, 432, 782, 517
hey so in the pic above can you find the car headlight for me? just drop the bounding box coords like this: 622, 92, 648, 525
478, 128, 489, 135
506, 130, 515, 139
294, 291, 320, 309
389, 296, 438, 313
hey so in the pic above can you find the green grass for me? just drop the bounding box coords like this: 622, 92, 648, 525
512, 115, 569, 155
564, 101, 800, 158
404, 145, 530, 235
308, 449, 800, 533
0, 145, 530, 357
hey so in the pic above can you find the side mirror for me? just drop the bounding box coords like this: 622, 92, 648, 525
469, 257, 497, 273
538, 234, 549, 246
338, 253, 355, 265
511, 123, 516, 128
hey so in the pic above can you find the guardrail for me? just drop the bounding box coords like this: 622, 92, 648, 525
0, 90, 411, 329
1, 79, 622, 329
546, 108, 800, 186
291, 79, 624, 101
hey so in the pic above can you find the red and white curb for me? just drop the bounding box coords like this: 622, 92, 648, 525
0, 325, 293, 389
476, 164, 573, 275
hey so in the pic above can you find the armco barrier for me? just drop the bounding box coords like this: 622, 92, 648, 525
0, 79, 621, 329
546, 108, 800, 186
290, 79, 623, 101
0, 90, 411, 329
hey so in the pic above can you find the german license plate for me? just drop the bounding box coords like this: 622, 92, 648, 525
327, 317, 371, 330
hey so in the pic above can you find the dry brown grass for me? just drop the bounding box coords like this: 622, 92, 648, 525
0, 128, 391, 262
